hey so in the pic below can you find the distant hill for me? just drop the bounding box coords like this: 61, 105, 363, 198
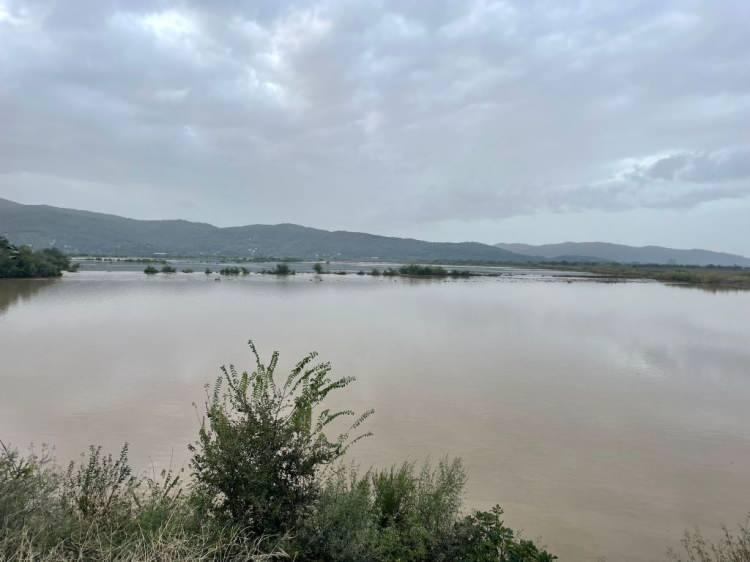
495, 242, 750, 267
0, 198, 530, 262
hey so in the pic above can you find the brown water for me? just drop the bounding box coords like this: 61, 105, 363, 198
1, 272, 749, 561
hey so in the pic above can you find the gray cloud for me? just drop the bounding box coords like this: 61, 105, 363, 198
1, 0, 749, 251
637, 147, 750, 184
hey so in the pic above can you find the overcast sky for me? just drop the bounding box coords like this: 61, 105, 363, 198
1, 1, 749, 254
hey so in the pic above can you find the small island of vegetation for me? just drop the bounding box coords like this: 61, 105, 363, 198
0, 236, 76, 279
260, 263, 295, 275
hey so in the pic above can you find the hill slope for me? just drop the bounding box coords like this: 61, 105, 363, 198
0, 198, 529, 262
495, 242, 750, 267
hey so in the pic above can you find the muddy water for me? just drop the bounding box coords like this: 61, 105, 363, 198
1, 272, 749, 561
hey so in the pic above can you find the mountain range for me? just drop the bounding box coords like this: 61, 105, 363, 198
495, 242, 750, 267
2, 197, 749, 266
0, 198, 527, 262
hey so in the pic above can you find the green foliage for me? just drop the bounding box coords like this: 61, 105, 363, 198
182, 268, 194, 273
313, 263, 324, 274
219, 266, 241, 275
144, 265, 159, 275
399, 264, 449, 277
438, 506, 556, 562
161, 265, 177, 274
62, 445, 137, 521
205, 268, 213, 275
292, 460, 555, 562
189, 341, 373, 538
0, 441, 277, 560
0, 237, 73, 278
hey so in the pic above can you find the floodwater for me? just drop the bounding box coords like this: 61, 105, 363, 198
1, 272, 749, 561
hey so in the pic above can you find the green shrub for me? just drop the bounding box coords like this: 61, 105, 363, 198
1, 341, 559, 562
0, 441, 278, 561
189, 341, 373, 538
292, 460, 555, 562
161, 265, 176, 274
144, 265, 158, 275
0, 237, 73, 278
437, 506, 556, 562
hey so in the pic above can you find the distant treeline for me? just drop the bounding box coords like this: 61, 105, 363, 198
555, 263, 750, 290
0, 236, 75, 279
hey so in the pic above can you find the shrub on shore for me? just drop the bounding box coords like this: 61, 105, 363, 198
1, 341, 556, 561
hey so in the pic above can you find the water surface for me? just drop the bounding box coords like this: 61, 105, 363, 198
1, 272, 749, 561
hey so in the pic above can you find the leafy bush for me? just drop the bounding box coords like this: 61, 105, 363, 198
291, 460, 555, 562
161, 265, 177, 274
144, 265, 159, 275
189, 341, 373, 538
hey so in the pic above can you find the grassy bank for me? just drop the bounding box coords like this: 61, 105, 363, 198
1, 341, 555, 561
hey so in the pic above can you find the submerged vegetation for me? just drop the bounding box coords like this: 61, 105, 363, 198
398, 264, 472, 278
218, 266, 250, 276
0, 236, 75, 279
550, 263, 750, 290
261, 263, 295, 275
1, 341, 557, 561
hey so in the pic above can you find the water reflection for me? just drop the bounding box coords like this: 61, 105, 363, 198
0, 278, 57, 316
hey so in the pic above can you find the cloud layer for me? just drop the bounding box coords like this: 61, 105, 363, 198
1, 0, 749, 251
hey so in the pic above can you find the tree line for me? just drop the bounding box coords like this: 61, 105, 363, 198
0, 236, 75, 279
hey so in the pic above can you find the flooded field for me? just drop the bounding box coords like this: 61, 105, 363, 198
1, 271, 749, 561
